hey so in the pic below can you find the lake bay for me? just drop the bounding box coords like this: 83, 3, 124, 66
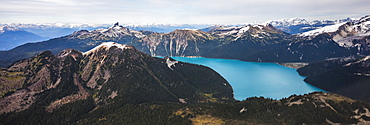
171, 57, 324, 100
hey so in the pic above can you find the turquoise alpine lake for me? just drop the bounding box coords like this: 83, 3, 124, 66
169, 57, 324, 101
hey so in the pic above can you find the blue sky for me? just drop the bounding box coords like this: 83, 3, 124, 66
1, 0, 369, 24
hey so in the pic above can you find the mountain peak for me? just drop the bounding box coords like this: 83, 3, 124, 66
114, 22, 119, 27
110, 22, 124, 30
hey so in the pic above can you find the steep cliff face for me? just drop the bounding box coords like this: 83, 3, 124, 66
134, 29, 218, 56
0, 42, 234, 115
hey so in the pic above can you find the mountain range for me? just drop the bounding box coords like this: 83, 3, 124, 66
0, 16, 359, 51
2, 15, 370, 67
0, 23, 211, 38
1, 42, 370, 124
266, 17, 355, 34
0, 16, 360, 51
0, 23, 111, 38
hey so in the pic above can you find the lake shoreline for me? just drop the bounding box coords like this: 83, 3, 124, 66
170, 57, 324, 100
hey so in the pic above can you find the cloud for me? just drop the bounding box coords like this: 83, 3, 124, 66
0, 0, 369, 24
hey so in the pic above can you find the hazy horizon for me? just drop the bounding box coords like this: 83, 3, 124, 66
1, 0, 369, 25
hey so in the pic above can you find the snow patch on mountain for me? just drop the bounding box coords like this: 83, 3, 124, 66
213, 25, 251, 37
299, 22, 347, 37
181, 28, 200, 32
83, 42, 131, 55
165, 57, 178, 70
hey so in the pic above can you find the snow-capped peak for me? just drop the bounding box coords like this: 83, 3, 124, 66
97, 22, 130, 37
72, 22, 145, 38
287, 18, 308, 25
83, 42, 132, 55
265, 18, 308, 26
